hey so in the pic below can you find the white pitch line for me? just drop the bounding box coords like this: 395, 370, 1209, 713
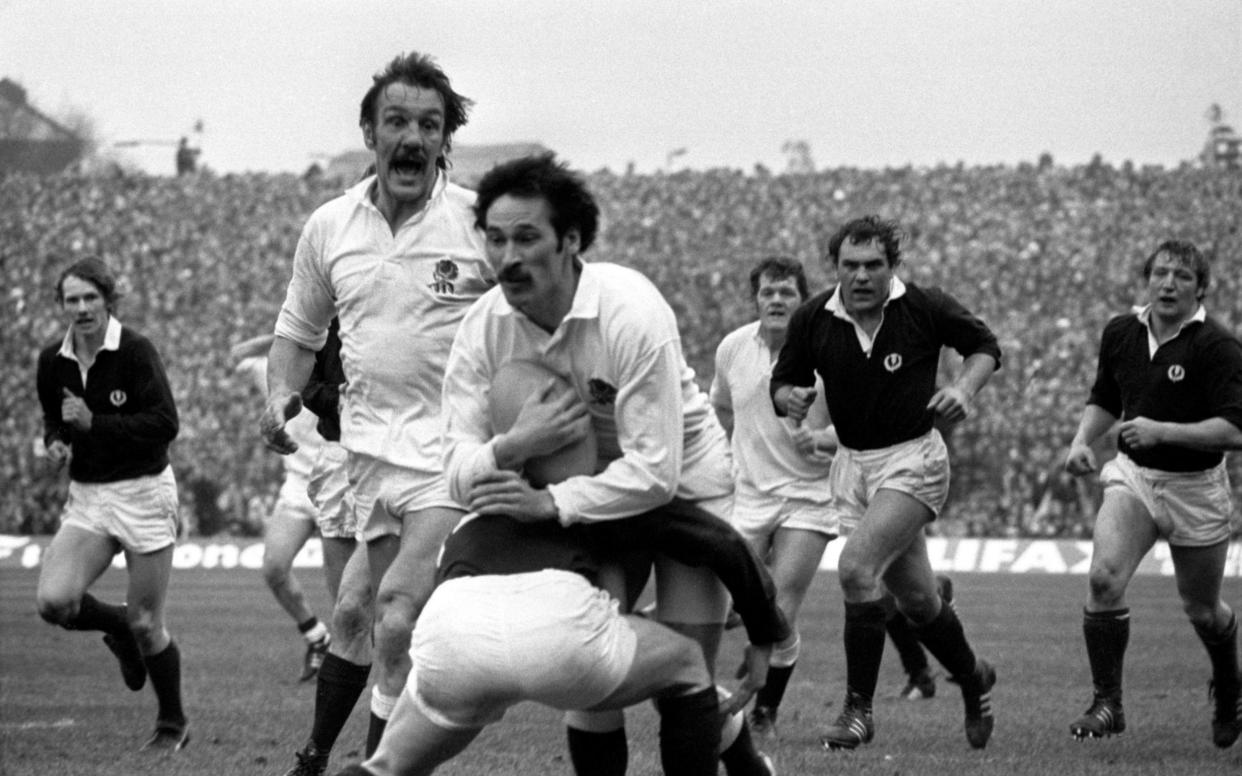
0, 718, 77, 730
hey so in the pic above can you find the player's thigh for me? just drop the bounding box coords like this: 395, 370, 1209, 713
37, 524, 118, 606
367, 688, 482, 776
376, 506, 465, 613
1089, 487, 1158, 583
839, 488, 933, 581
768, 527, 831, 618
262, 507, 316, 572
1170, 539, 1229, 613
589, 615, 709, 711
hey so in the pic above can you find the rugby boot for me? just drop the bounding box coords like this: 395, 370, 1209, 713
959, 658, 997, 749
1069, 694, 1125, 740
103, 631, 147, 691
821, 690, 874, 750
140, 723, 190, 753
1209, 676, 1242, 748
748, 704, 778, 740
283, 743, 329, 776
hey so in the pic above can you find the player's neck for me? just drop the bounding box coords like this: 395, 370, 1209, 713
73, 323, 107, 364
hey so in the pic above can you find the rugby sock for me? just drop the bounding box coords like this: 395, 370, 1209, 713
566, 727, 628, 776
886, 611, 930, 678
1194, 612, 1240, 693
915, 597, 978, 680
1083, 608, 1129, 700
298, 616, 329, 644
719, 716, 768, 776
144, 640, 187, 728
755, 664, 795, 711
654, 687, 718, 776
364, 686, 397, 757
754, 636, 799, 710
309, 653, 370, 753
843, 600, 888, 701
64, 593, 128, 634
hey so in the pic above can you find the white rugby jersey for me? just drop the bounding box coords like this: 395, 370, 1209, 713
275, 173, 493, 472
443, 262, 732, 525
711, 321, 831, 500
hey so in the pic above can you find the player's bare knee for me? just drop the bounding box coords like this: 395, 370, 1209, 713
36, 594, 75, 627
1087, 564, 1126, 605
332, 595, 373, 643
1182, 600, 1218, 630
261, 561, 292, 591
127, 610, 159, 650
837, 560, 879, 600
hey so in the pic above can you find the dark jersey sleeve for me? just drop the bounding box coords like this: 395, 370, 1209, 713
301, 317, 344, 442
583, 498, 791, 646
770, 293, 828, 415
929, 286, 1002, 366
35, 345, 70, 449
1086, 315, 1128, 416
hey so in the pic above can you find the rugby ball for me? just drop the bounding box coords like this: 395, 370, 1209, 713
489, 360, 597, 487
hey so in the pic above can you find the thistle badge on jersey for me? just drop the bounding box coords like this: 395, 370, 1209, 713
110, 390, 127, 407
883, 353, 903, 373
1167, 364, 1185, 382
588, 378, 618, 406
429, 259, 460, 294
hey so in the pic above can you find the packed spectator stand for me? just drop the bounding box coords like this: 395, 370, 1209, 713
3, 160, 1240, 538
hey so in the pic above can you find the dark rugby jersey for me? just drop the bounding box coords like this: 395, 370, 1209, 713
302, 317, 344, 442
1088, 312, 1242, 472
435, 498, 791, 646
771, 282, 1001, 450
37, 326, 178, 483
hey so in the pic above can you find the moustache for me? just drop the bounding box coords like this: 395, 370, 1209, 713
498, 265, 530, 284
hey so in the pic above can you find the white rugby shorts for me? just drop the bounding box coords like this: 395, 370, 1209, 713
828, 430, 950, 531
1100, 453, 1233, 547
307, 442, 355, 539
409, 569, 637, 729
61, 466, 180, 554
731, 486, 838, 547
347, 452, 460, 541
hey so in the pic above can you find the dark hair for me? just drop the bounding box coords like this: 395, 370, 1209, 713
473, 153, 600, 253
1143, 239, 1211, 299
749, 256, 809, 300
56, 256, 119, 313
826, 215, 903, 267
359, 52, 473, 170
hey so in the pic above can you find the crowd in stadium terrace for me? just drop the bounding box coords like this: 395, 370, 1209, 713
3, 159, 1241, 538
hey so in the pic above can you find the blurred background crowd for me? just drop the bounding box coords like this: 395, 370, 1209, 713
3, 160, 1241, 538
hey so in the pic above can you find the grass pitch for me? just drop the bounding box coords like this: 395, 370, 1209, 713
3, 566, 1242, 776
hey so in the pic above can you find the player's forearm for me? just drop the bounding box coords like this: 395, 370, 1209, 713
1071, 404, 1117, 448
952, 352, 998, 398
1149, 417, 1242, 452
266, 336, 316, 397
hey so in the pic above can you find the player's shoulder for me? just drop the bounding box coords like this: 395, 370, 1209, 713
717, 321, 760, 355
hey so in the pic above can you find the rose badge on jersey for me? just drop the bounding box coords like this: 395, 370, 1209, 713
429, 259, 460, 295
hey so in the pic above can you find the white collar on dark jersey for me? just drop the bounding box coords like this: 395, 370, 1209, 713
58, 315, 122, 362
1134, 303, 1206, 358
824, 275, 907, 319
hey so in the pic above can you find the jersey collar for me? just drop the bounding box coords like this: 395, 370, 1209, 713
824, 275, 907, 320
58, 315, 122, 362
1135, 302, 1205, 356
